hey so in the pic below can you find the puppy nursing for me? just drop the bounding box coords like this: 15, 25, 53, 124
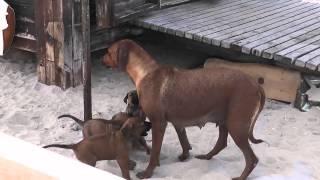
44, 90, 151, 180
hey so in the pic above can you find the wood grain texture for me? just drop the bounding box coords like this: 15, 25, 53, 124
134, 0, 320, 73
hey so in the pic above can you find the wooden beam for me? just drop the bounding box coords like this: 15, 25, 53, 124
204, 58, 302, 103
95, 0, 113, 29
0, 133, 123, 180
82, 0, 92, 121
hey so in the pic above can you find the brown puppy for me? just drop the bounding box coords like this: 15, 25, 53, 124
102, 39, 265, 180
59, 113, 151, 154
44, 117, 145, 180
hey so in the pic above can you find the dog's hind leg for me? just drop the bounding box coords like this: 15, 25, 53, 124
174, 125, 192, 161
227, 114, 258, 180
77, 156, 97, 167
195, 125, 228, 160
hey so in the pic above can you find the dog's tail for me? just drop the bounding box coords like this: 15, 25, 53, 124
58, 114, 84, 127
249, 85, 266, 144
43, 143, 75, 149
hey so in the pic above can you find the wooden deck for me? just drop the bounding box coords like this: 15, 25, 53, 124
133, 0, 320, 72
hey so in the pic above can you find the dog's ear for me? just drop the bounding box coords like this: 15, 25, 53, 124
117, 43, 129, 71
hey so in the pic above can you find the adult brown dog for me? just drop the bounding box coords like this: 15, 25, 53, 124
102, 39, 265, 180
43, 117, 146, 180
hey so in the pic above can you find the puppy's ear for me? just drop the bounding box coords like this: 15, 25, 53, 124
117, 43, 129, 71
120, 120, 133, 136
132, 91, 139, 105
123, 93, 128, 103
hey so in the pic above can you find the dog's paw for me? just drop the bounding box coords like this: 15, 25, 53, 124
136, 170, 152, 179
195, 154, 212, 160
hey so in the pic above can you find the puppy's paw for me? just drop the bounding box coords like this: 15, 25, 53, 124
136, 170, 152, 179
178, 152, 190, 161
128, 160, 136, 170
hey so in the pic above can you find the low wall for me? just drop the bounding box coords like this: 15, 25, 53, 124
0, 133, 123, 180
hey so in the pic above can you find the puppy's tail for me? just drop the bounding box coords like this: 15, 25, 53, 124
58, 114, 84, 127
249, 85, 266, 145
43, 143, 75, 149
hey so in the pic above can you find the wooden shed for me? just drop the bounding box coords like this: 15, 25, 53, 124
5, 0, 169, 89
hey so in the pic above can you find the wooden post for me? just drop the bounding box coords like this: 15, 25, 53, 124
82, 0, 92, 121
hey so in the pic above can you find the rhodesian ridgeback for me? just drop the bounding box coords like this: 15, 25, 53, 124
102, 39, 265, 180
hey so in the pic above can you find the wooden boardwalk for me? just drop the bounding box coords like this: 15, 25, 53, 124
133, 0, 320, 72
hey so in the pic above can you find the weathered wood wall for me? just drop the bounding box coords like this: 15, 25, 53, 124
7, 0, 36, 52
7, 0, 159, 89
35, 0, 84, 89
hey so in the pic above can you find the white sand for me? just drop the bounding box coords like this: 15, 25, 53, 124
0, 51, 319, 180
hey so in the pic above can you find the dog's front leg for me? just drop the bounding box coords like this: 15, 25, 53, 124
136, 119, 167, 179
174, 126, 192, 161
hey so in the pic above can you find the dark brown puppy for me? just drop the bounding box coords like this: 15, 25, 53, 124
102, 39, 265, 180
44, 117, 145, 180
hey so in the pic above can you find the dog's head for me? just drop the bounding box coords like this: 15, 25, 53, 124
103, 39, 133, 71
123, 90, 140, 116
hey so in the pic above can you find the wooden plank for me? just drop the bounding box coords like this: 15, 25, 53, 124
160, 0, 191, 8
72, 0, 84, 86
230, 12, 320, 53
12, 36, 37, 53
261, 23, 320, 59
251, 11, 320, 57
34, 0, 45, 84
0, 157, 56, 180
139, 0, 233, 22
95, 0, 113, 29
179, 0, 297, 38
137, 1, 205, 23
305, 55, 320, 71
154, 0, 266, 33
157, 0, 267, 34
62, 0, 74, 88
274, 35, 320, 64
90, 27, 128, 52
285, 42, 320, 66
297, 49, 320, 69
204, 58, 301, 103
82, 0, 92, 121
142, 0, 256, 31
115, 3, 158, 24
137, 1, 209, 27
197, 0, 304, 43
0, 133, 123, 180
216, 3, 319, 48
171, 0, 280, 36
53, 0, 63, 87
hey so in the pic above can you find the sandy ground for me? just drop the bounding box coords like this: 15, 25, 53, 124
0, 44, 320, 180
